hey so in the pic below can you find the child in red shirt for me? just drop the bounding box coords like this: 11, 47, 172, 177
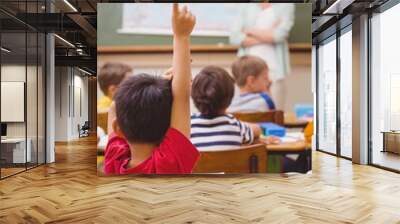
104, 4, 199, 175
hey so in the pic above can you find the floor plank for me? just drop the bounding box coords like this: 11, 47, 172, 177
0, 136, 399, 223
372, 151, 400, 171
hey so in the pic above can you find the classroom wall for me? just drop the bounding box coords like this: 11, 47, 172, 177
54, 67, 89, 141
97, 50, 312, 113
97, 3, 311, 46
97, 3, 312, 114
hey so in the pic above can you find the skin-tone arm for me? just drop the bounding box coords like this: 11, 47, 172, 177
244, 20, 281, 44
247, 123, 261, 139
162, 58, 192, 80
245, 28, 275, 44
241, 36, 262, 48
261, 135, 281, 144
170, 3, 196, 138
247, 122, 281, 145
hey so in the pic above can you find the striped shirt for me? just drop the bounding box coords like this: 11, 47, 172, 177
190, 114, 254, 151
228, 92, 275, 113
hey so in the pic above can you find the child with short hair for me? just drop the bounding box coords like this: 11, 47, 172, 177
97, 62, 132, 111
228, 55, 275, 113
104, 4, 199, 174
190, 65, 278, 151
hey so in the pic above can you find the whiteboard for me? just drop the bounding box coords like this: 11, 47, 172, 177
1, 82, 25, 122
120, 3, 239, 36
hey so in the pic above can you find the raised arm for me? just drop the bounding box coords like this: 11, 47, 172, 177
170, 3, 196, 138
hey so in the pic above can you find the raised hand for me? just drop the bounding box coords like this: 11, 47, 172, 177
172, 3, 196, 38
170, 3, 195, 138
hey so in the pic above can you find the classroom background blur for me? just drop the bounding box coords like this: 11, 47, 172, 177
96, 3, 313, 175
97, 3, 312, 117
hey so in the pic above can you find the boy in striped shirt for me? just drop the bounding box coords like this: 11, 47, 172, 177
191, 66, 278, 151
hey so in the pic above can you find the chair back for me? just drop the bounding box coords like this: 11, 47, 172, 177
192, 144, 267, 174
97, 112, 108, 133
232, 110, 284, 125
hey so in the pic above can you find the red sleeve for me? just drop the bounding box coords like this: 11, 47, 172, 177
154, 128, 200, 174
104, 133, 130, 175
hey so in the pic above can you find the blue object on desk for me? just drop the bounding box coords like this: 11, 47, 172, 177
295, 104, 314, 118
258, 122, 286, 137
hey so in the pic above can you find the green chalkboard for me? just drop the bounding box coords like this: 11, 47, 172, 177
97, 3, 311, 46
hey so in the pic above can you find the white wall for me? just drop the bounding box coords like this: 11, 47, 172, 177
72, 74, 89, 138
55, 67, 89, 141
1, 65, 36, 138
1, 64, 46, 163
55, 66, 68, 141
1, 66, 26, 138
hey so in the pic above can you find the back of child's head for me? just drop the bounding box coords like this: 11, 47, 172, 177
191, 66, 234, 117
231, 55, 269, 87
114, 74, 172, 144
98, 62, 132, 96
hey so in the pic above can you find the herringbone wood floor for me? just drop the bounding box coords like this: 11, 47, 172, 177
1, 136, 400, 223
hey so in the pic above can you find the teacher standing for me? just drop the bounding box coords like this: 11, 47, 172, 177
230, 3, 295, 110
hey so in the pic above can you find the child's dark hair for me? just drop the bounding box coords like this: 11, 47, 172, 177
114, 74, 172, 144
231, 55, 268, 87
191, 66, 234, 117
98, 62, 132, 95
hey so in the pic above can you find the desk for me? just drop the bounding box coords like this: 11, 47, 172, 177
266, 141, 311, 151
284, 120, 309, 129
283, 116, 309, 129
265, 140, 311, 173
1, 138, 32, 164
